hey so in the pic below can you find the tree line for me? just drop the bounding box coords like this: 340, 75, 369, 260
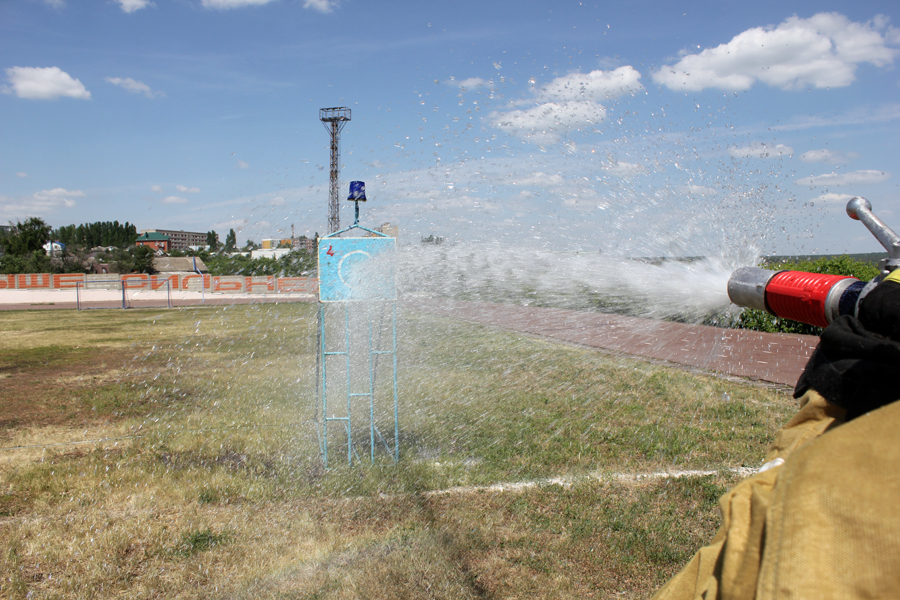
0, 217, 155, 275
53, 221, 138, 249
0, 217, 318, 277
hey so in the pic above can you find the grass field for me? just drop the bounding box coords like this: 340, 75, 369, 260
0, 302, 796, 599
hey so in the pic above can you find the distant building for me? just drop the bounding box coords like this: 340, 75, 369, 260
135, 231, 170, 252
141, 229, 207, 251
251, 248, 291, 260
154, 256, 209, 273
261, 239, 279, 250
43, 241, 65, 256
367, 222, 398, 239
293, 237, 315, 252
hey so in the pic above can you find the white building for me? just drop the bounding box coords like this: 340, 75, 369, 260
43, 241, 65, 256
251, 248, 292, 260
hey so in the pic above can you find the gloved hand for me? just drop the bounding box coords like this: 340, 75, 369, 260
794, 270, 900, 420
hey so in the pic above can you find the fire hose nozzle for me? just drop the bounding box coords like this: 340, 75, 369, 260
727, 199, 899, 328
728, 267, 864, 327
727, 267, 780, 313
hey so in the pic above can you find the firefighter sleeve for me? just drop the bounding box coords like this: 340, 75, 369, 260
652, 272, 900, 600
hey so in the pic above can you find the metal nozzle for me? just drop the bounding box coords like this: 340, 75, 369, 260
847, 197, 900, 259
727, 267, 781, 313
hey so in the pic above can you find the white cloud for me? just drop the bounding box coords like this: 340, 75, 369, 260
677, 185, 719, 196
0, 188, 83, 219
176, 185, 201, 193
105, 77, 163, 98
201, 0, 275, 8
16, 172, 27, 178
536, 66, 643, 102
490, 67, 641, 143
492, 101, 607, 144
813, 192, 855, 204
796, 169, 890, 186
151, 185, 163, 192
161, 196, 189, 204
3, 66, 90, 100
303, 0, 337, 13
728, 143, 793, 159
116, 0, 153, 12
33, 188, 84, 204
515, 172, 566, 187
43, 0, 65, 8
447, 77, 488, 90
201, 0, 336, 9
800, 148, 858, 164
653, 12, 899, 91
773, 103, 900, 131
236, 160, 250, 169
602, 161, 648, 177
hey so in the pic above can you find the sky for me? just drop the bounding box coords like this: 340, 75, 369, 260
2, 0, 900, 258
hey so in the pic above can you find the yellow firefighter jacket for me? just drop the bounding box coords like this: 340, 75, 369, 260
651, 389, 900, 599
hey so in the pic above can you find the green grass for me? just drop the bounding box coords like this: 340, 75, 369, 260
0, 302, 796, 599
175, 528, 231, 556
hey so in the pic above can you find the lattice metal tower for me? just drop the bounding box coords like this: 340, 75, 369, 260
319, 107, 351, 233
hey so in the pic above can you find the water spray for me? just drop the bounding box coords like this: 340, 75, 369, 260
727, 198, 900, 328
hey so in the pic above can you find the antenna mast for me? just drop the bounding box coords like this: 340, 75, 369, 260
319, 107, 351, 233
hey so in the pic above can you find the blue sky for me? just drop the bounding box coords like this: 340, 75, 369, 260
2, 0, 900, 258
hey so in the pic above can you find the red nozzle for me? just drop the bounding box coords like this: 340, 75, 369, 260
765, 271, 857, 328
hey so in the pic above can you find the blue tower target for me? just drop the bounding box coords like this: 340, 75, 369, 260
316, 183, 399, 468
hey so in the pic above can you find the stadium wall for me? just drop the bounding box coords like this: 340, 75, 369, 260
0, 273, 318, 294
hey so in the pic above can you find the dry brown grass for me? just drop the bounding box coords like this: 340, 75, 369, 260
3, 473, 737, 599
0, 304, 794, 599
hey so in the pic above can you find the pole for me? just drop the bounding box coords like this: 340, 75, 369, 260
328, 119, 341, 233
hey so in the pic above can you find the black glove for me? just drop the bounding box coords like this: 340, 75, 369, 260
794, 277, 900, 420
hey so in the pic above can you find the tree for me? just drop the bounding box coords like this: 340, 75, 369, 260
112, 245, 156, 274
0, 250, 50, 275
206, 230, 219, 252
52, 221, 137, 249
224, 229, 237, 252
204, 248, 315, 277
1, 217, 51, 256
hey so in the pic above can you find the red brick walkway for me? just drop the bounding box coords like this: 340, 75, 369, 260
406, 298, 818, 389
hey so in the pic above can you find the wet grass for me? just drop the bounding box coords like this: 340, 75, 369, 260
0, 302, 796, 599
396, 312, 788, 486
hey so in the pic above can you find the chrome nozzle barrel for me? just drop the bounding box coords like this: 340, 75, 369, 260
727, 267, 781, 313
847, 197, 900, 259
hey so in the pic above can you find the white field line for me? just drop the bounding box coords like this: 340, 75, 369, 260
424, 466, 756, 498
